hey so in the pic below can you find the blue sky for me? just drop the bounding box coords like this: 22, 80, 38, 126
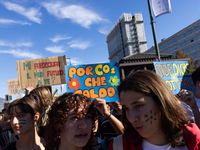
0, 0, 200, 99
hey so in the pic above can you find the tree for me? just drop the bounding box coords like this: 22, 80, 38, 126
173, 50, 199, 73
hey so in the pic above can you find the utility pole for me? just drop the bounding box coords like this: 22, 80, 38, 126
147, 0, 161, 61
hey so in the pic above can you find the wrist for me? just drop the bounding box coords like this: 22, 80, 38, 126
105, 113, 111, 119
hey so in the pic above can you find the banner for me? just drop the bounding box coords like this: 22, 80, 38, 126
154, 61, 196, 95
7, 79, 24, 95
152, 0, 172, 17
65, 62, 120, 102
17, 55, 66, 90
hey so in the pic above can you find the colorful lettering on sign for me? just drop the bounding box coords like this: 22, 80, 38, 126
154, 61, 196, 95
34, 61, 60, 69
23, 62, 31, 70
66, 62, 120, 102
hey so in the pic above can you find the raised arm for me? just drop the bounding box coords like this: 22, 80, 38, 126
94, 98, 124, 135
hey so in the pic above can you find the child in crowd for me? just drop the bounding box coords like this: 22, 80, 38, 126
3, 94, 45, 150
45, 93, 98, 150
108, 70, 200, 150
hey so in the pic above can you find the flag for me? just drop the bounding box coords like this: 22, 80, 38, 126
152, 0, 172, 18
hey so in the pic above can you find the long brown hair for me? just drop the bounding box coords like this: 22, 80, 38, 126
45, 93, 98, 150
118, 70, 189, 147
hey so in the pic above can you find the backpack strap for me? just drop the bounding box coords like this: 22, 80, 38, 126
113, 134, 123, 150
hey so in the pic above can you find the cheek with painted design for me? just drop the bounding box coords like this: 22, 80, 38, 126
19, 120, 26, 124
144, 110, 157, 125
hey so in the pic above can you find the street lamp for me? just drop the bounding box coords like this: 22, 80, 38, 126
66, 57, 71, 65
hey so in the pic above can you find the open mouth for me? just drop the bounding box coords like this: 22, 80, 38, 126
75, 133, 88, 139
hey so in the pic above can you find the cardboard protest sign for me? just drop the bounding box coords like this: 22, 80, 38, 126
65, 62, 120, 102
17, 55, 66, 90
154, 61, 196, 94
7, 79, 24, 95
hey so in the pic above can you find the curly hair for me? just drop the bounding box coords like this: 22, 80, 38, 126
118, 70, 189, 148
45, 93, 98, 150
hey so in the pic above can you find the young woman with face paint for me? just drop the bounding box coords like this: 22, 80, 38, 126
45, 93, 98, 150
3, 94, 45, 150
108, 70, 200, 150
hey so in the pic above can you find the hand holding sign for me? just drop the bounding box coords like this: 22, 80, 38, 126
94, 98, 110, 118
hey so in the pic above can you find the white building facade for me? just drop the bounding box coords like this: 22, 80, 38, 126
106, 13, 147, 62
145, 19, 200, 66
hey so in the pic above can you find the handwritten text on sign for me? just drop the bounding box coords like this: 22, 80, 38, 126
154, 61, 196, 94
17, 55, 66, 90
65, 62, 120, 102
7, 79, 23, 95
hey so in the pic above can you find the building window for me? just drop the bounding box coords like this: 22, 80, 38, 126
189, 29, 193, 34
185, 40, 187, 46
183, 32, 187, 37
196, 26, 198, 31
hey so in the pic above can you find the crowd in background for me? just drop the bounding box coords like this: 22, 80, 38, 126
0, 68, 199, 150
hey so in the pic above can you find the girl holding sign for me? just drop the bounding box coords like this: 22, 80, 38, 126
4, 94, 45, 150
108, 70, 200, 150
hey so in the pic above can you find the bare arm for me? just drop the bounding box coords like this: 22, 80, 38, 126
179, 89, 200, 128
94, 98, 124, 135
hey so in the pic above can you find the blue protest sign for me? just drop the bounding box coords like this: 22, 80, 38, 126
154, 61, 196, 95
65, 62, 120, 102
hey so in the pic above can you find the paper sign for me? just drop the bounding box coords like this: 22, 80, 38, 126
65, 62, 120, 102
154, 61, 196, 94
152, 0, 172, 18
7, 79, 23, 95
17, 55, 66, 90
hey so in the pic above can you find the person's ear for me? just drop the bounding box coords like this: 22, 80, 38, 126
34, 112, 40, 122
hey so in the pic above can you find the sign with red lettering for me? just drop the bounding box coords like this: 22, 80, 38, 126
17, 55, 66, 90
154, 61, 196, 94
7, 79, 24, 95
65, 62, 120, 102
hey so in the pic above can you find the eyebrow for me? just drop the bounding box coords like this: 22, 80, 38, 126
122, 100, 144, 107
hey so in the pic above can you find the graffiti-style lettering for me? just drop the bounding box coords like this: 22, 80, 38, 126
84, 76, 107, 87
86, 66, 94, 76
74, 87, 115, 99
69, 67, 76, 78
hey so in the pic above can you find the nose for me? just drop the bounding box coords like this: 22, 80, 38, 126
126, 109, 139, 123
78, 118, 88, 129
12, 117, 19, 124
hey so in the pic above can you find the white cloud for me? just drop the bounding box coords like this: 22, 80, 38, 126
45, 45, 65, 53
49, 35, 71, 43
0, 18, 31, 25
0, 40, 32, 47
98, 28, 108, 35
68, 40, 92, 50
0, 49, 41, 59
66, 57, 82, 65
2, 2, 42, 24
42, 2, 104, 28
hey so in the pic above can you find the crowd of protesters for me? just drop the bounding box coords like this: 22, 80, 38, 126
0, 68, 200, 150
